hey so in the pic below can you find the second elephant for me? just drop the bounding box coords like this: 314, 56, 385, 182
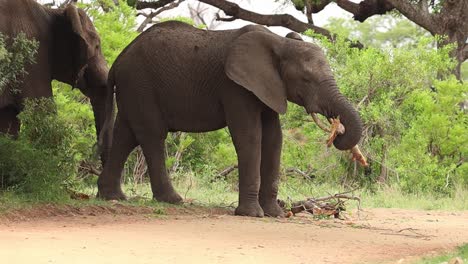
98, 21, 363, 217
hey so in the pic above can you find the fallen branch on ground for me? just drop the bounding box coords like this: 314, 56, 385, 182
277, 190, 361, 219
212, 164, 238, 182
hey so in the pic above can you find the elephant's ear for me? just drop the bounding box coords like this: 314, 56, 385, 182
225, 31, 287, 114
64, 4, 89, 86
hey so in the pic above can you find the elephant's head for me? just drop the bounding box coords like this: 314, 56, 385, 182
225, 30, 362, 150
49, 4, 109, 159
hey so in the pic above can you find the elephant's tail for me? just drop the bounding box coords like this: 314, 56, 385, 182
97, 66, 116, 161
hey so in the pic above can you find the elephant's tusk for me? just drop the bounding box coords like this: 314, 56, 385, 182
351, 145, 368, 167
311, 113, 331, 132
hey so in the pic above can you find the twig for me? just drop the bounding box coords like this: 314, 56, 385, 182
137, 0, 183, 32
279, 190, 361, 218
78, 162, 101, 176
285, 167, 314, 180
212, 164, 238, 182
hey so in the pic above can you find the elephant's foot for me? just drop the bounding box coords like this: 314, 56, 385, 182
235, 202, 264, 217
96, 188, 127, 201
153, 190, 183, 204
97, 178, 127, 200
261, 200, 285, 218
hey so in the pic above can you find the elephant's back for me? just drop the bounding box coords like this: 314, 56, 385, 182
112, 21, 236, 92
113, 21, 233, 69
0, 0, 51, 38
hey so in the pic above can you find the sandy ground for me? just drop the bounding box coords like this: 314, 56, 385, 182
0, 208, 467, 264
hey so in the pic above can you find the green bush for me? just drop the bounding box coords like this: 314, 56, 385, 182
298, 30, 465, 194
0, 137, 67, 201
0, 32, 38, 94
0, 98, 77, 201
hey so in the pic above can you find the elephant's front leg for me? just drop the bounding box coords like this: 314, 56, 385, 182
259, 110, 285, 217
227, 112, 264, 217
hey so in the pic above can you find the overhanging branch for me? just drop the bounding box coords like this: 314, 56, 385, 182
134, 0, 363, 48
135, 0, 178, 10
199, 0, 362, 48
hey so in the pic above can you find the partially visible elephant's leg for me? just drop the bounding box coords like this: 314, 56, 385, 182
259, 110, 285, 217
98, 114, 137, 200
140, 137, 183, 204
226, 109, 264, 217
0, 107, 20, 137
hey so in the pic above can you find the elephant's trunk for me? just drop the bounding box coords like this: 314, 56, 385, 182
90, 93, 109, 164
314, 81, 363, 151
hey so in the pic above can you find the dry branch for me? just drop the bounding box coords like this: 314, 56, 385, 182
212, 164, 238, 182
285, 167, 314, 180
137, 0, 183, 32
135, 0, 177, 10
134, 0, 362, 48
78, 161, 101, 176
278, 191, 361, 219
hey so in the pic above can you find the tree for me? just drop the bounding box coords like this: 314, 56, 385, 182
130, 0, 467, 79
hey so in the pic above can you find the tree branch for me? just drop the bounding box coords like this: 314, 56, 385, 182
137, 0, 183, 32
135, 0, 178, 10
201, 0, 328, 36
134, 0, 362, 47
386, 0, 437, 33
199, 0, 362, 47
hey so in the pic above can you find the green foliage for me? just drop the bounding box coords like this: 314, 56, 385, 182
391, 79, 467, 193
325, 16, 430, 49
84, 0, 138, 65
300, 28, 464, 194
0, 98, 78, 201
0, 33, 38, 94
53, 83, 97, 162
418, 244, 468, 264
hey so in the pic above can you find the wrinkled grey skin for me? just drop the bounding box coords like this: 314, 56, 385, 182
0, 0, 109, 163
98, 21, 363, 217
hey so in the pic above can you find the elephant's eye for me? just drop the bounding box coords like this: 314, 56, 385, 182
302, 77, 312, 83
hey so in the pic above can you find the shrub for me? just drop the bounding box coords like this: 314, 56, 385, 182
0, 32, 38, 94
0, 98, 78, 201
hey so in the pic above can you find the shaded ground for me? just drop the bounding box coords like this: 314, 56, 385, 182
0, 206, 467, 264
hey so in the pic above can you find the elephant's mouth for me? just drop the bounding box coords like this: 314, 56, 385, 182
310, 112, 368, 166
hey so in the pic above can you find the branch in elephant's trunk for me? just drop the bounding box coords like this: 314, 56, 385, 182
326, 117, 345, 147
351, 145, 368, 167
310, 113, 368, 167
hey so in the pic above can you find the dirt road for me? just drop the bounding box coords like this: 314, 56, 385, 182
0, 208, 467, 264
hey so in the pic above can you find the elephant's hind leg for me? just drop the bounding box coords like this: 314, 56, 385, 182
98, 115, 137, 200
140, 138, 183, 204
259, 110, 285, 217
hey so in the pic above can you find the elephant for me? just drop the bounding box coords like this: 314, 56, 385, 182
0, 0, 109, 163
97, 21, 363, 217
